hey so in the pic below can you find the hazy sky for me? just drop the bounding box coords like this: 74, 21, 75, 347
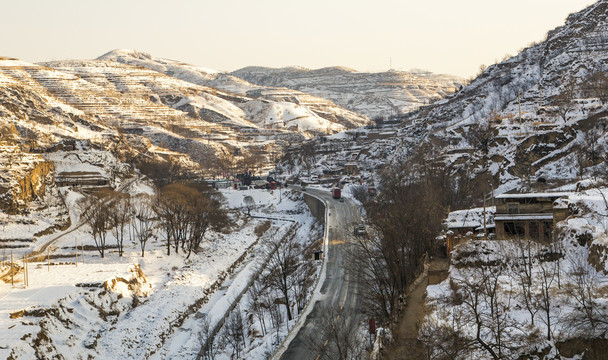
1, 0, 595, 77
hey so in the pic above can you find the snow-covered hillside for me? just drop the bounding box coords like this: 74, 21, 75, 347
285, 0, 608, 200
396, 0, 608, 190
1, 185, 320, 359
96, 49, 370, 130
0, 50, 373, 196
231, 66, 463, 119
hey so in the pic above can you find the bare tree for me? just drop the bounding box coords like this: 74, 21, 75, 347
222, 307, 246, 359
514, 239, 539, 326
265, 228, 299, 321
110, 194, 132, 257
248, 281, 268, 336
292, 260, 315, 313
564, 255, 608, 337
155, 183, 229, 258
243, 195, 255, 216
305, 305, 365, 360
450, 265, 520, 360
349, 230, 400, 322
350, 185, 370, 204
360, 145, 450, 322
536, 256, 558, 341
553, 78, 578, 123
80, 191, 113, 258
155, 184, 191, 255
268, 301, 283, 344
583, 125, 603, 165
184, 186, 229, 259
466, 121, 495, 154
587, 71, 608, 105
199, 317, 219, 360
419, 307, 474, 359
132, 195, 155, 257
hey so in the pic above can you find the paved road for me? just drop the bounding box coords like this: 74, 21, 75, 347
280, 187, 363, 360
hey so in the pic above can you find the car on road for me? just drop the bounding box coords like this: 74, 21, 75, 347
355, 224, 366, 235
339, 198, 345, 202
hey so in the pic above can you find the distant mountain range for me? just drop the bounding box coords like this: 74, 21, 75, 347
0, 49, 460, 191
231, 66, 463, 119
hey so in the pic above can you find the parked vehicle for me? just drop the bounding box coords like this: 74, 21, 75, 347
355, 224, 366, 236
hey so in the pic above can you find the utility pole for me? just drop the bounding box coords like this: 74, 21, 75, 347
23, 254, 27, 288
518, 90, 522, 123
483, 194, 487, 240
539, 84, 543, 108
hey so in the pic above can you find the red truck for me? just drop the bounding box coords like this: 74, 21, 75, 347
332, 188, 341, 199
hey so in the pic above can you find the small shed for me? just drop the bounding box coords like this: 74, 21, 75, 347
214, 180, 229, 190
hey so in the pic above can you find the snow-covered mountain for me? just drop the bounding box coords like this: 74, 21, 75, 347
287, 0, 608, 198
398, 0, 608, 191
95, 50, 370, 129
231, 66, 463, 119
0, 51, 376, 200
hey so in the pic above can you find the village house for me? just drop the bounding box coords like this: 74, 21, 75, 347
344, 163, 359, 175
55, 171, 110, 188
494, 192, 571, 242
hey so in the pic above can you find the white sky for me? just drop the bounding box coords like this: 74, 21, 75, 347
0, 0, 595, 78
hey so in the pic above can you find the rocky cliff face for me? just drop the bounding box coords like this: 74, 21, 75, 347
0, 144, 54, 213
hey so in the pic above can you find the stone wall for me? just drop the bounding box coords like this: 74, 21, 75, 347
303, 193, 325, 224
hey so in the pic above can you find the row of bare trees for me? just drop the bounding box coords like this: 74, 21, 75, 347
155, 183, 228, 259
353, 145, 461, 323
79, 183, 229, 259
200, 224, 319, 359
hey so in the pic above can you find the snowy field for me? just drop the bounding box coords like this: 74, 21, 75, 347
0, 182, 320, 359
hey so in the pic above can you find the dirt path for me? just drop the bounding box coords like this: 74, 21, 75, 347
383, 258, 449, 360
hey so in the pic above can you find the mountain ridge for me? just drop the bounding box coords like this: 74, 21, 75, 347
230, 65, 463, 119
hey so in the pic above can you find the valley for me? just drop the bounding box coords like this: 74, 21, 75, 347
4, 1, 608, 359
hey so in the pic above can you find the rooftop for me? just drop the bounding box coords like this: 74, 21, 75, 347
495, 192, 573, 199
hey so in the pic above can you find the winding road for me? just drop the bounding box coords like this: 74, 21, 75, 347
279, 187, 363, 360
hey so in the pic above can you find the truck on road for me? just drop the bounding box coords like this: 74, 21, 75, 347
332, 188, 341, 199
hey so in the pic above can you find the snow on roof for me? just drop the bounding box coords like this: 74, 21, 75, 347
475, 224, 496, 231
495, 192, 573, 199
445, 206, 495, 229
495, 214, 554, 221
449, 220, 481, 229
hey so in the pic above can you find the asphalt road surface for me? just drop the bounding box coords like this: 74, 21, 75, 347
280, 187, 363, 360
